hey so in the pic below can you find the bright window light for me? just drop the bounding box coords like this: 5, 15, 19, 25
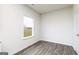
24, 16, 34, 38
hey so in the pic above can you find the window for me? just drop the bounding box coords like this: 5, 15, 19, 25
24, 16, 34, 38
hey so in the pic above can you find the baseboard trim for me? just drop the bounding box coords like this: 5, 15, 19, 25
14, 40, 78, 55
14, 41, 41, 55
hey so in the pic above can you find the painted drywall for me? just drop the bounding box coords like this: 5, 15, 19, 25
0, 4, 40, 54
73, 4, 79, 54
40, 7, 74, 46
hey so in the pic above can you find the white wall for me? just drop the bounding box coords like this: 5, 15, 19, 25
0, 4, 40, 55
0, 4, 78, 55
73, 4, 79, 54
40, 7, 74, 46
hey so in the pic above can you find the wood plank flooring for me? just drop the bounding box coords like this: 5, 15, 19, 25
15, 41, 77, 55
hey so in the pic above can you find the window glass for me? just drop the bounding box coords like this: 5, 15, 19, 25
24, 16, 33, 37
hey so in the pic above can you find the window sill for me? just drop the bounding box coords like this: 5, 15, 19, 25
23, 36, 33, 39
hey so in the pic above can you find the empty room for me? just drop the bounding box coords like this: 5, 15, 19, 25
0, 4, 79, 55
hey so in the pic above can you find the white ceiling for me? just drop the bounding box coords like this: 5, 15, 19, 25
27, 4, 72, 14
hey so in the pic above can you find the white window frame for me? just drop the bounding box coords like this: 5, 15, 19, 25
23, 16, 34, 39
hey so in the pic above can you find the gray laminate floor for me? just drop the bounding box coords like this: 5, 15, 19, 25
17, 41, 77, 55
